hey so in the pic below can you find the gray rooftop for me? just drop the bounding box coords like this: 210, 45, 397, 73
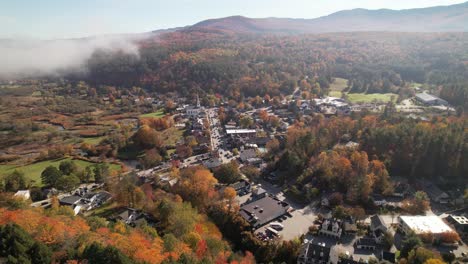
59, 195, 82, 205
240, 195, 289, 227
415, 93, 445, 103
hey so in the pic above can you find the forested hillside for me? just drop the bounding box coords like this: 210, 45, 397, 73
83, 32, 468, 108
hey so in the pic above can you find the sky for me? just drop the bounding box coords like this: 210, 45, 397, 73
0, 0, 466, 39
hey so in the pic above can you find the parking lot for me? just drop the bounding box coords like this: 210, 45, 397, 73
236, 180, 330, 241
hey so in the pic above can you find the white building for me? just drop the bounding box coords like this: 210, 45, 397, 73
398, 216, 453, 236
319, 219, 343, 238
186, 94, 204, 117
226, 129, 257, 137
14, 190, 30, 200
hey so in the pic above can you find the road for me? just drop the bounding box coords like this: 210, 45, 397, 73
206, 108, 235, 164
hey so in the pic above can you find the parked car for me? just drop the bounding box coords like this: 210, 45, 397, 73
269, 222, 284, 230
266, 227, 279, 237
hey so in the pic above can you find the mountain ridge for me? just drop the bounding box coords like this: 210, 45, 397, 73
174, 1, 468, 34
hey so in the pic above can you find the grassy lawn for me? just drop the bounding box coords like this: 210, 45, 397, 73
329, 91, 343, 97
346, 93, 397, 103
161, 127, 185, 146
0, 158, 121, 186
330, 78, 348, 91
81, 136, 106, 145
139, 109, 165, 118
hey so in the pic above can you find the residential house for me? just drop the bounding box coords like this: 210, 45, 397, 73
59, 195, 84, 215
392, 182, 411, 198
116, 208, 154, 227
370, 215, 388, 244
355, 237, 377, 250
319, 218, 343, 238
228, 179, 251, 195
422, 183, 450, 204
240, 148, 257, 163
297, 240, 331, 264
371, 194, 387, 207
343, 217, 358, 235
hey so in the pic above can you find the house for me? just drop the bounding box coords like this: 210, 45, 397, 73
333, 141, 359, 151
415, 93, 448, 106
398, 216, 454, 237
422, 183, 450, 204
297, 239, 331, 264
321, 193, 332, 207
59, 195, 83, 207
380, 251, 396, 263
371, 194, 387, 207
239, 148, 257, 163
42, 188, 59, 198
116, 208, 154, 227
447, 190, 466, 206
228, 179, 251, 195
343, 217, 358, 235
83, 191, 112, 209
370, 215, 388, 244
355, 237, 377, 250
14, 190, 30, 200
246, 158, 263, 165
392, 182, 411, 198
203, 158, 222, 169
239, 193, 289, 229
59, 195, 84, 215
446, 215, 468, 235
319, 218, 343, 238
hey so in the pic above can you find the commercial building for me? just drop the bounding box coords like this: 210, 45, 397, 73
415, 93, 448, 106
239, 190, 289, 229
398, 215, 453, 236
226, 129, 257, 137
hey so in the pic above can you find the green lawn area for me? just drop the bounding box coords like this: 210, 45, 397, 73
330, 78, 348, 91
161, 127, 185, 146
329, 91, 343, 97
81, 136, 106, 145
346, 93, 398, 103
139, 109, 165, 118
0, 158, 121, 186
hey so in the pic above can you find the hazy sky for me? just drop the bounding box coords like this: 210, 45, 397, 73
1, 0, 466, 39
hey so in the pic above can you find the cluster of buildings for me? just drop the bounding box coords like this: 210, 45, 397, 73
59, 187, 112, 215
297, 213, 464, 264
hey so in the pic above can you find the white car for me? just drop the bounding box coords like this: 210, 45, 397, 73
269, 222, 284, 230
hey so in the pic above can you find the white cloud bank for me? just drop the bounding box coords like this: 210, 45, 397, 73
0, 35, 143, 79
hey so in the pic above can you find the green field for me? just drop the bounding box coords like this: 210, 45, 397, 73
329, 91, 343, 98
0, 158, 121, 186
346, 93, 397, 103
139, 109, 165, 118
162, 127, 185, 146
330, 78, 348, 91
81, 136, 106, 145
